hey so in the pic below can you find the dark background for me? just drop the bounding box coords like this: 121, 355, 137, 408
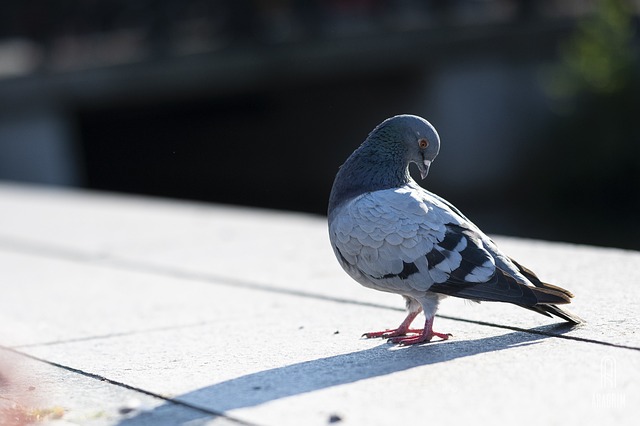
0, 0, 639, 250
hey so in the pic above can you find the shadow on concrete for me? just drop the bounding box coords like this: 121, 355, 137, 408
118, 323, 574, 425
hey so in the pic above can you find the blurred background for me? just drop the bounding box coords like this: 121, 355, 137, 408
0, 0, 638, 250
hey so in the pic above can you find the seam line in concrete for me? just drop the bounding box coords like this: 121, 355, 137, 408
12, 321, 216, 349
2, 237, 638, 352
435, 315, 640, 352
0, 345, 259, 426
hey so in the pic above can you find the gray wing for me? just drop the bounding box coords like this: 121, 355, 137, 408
427, 222, 576, 317
427, 223, 542, 304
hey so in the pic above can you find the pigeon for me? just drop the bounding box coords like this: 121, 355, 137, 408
327, 114, 582, 345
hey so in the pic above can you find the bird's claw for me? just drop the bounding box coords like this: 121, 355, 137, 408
362, 328, 424, 339
388, 332, 452, 346
434, 332, 453, 339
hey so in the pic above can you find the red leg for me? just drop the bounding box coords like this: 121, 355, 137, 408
388, 316, 451, 345
362, 311, 421, 339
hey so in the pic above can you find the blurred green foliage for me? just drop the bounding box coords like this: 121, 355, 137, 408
546, 0, 636, 98
525, 0, 640, 249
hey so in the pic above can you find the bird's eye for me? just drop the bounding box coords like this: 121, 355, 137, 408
418, 138, 429, 149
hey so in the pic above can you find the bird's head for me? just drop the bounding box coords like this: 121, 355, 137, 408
368, 114, 440, 180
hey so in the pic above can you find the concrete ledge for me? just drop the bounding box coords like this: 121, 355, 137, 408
0, 183, 638, 425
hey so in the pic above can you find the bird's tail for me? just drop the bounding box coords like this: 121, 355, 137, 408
525, 302, 584, 324
511, 258, 584, 324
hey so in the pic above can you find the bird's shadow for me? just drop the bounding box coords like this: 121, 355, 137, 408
117, 323, 575, 425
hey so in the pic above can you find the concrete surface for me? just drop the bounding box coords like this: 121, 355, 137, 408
0, 182, 638, 425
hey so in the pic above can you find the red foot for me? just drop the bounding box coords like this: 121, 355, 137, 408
374, 316, 452, 346
361, 311, 420, 340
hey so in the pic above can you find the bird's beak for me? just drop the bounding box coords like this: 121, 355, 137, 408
417, 159, 431, 180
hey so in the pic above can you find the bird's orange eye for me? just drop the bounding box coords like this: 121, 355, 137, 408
419, 138, 429, 149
